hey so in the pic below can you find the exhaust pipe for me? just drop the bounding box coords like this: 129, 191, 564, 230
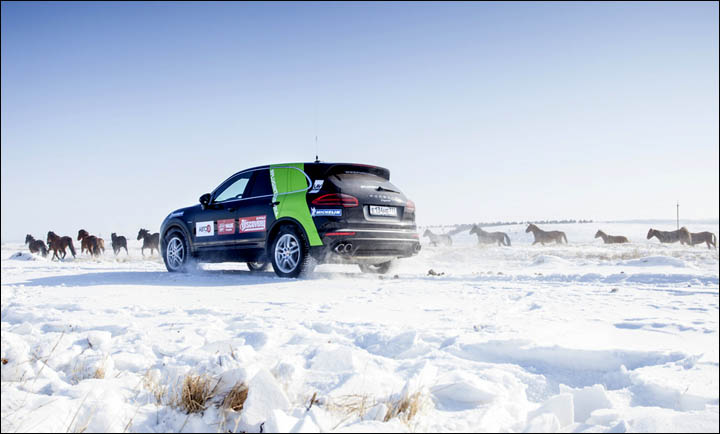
334, 243, 353, 255
414, 244, 422, 252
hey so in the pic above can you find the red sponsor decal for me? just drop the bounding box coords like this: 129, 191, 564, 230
239, 215, 267, 233
218, 219, 235, 235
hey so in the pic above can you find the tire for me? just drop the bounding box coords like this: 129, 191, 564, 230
163, 230, 190, 272
270, 225, 314, 278
358, 260, 394, 274
247, 261, 270, 272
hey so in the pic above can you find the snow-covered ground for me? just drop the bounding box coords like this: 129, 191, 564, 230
2, 222, 718, 432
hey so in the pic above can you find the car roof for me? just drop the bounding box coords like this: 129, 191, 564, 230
240, 162, 390, 179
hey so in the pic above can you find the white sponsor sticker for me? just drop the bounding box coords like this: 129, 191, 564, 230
196, 221, 214, 237
311, 207, 342, 217
309, 179, 324, 193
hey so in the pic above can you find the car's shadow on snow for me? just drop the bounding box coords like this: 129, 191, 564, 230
20, 269, 368, 287
22, 270, 284, 287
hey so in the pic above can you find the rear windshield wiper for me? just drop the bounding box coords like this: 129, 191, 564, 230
377, 186, 399, 193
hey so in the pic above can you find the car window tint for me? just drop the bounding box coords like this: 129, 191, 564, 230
214, 173, 251, 202
249, 170, 273, 197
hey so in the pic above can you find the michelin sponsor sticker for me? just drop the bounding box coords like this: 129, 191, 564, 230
309, 179, 324, 194
311, 207, 342, 217
196, 221, 214, 237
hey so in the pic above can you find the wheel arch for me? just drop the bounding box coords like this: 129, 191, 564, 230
161, 220, 194, 253
267, 217, 311, 254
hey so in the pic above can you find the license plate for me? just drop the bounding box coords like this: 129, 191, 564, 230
369, 205, 398, 217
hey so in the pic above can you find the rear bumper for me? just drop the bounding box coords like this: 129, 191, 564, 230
312, 228, 421, 264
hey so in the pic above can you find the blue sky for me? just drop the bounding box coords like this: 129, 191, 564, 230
1, 1, 718, 241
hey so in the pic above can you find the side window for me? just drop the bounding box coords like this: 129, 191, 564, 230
214, 173, 252, 203
248, 170, 273, 198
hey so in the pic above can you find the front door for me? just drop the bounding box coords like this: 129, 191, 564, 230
192, 171, 253, 250
193, 169, 275, 261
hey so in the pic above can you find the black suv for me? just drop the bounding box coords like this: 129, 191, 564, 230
160, 162, 420, 277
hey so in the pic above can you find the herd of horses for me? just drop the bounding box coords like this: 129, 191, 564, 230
23, 224, 718, 260
25, 229, 160, 260
423, 224, 718, 249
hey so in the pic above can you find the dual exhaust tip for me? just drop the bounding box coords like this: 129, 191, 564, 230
334, 243, 353, 254
334, 242, 420, 255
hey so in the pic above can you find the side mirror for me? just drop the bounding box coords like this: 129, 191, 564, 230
199, 193, 211, 209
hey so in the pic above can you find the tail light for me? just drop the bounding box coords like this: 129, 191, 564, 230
311, 193, 359, 207
405, 200, 415, 213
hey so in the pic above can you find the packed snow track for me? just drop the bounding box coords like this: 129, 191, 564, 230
2, 223, 718, 432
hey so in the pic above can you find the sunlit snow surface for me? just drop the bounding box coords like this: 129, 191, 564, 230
2, 222, 718, 432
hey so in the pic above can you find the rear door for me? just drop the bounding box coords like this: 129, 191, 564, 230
234, 169, 275, 248
328, 171, 410, 226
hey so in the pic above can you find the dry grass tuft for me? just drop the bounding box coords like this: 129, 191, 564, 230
327, 394, 374, 418
306, 391, 319, 411
179, 373, 217, 414
384, 391, 422, 423
93, 366, 105, 379
1, 357, 8, 365
142, 370, 168, 404
222, 381, 249, 412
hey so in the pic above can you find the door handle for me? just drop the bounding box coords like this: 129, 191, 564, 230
228, 207, 236, 212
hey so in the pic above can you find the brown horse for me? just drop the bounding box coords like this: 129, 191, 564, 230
47, 231, 76, 260
526, 223, 567, 245
111, 233, 129, 255
78, 229, 101, 256
647, 227, 691, 245
470, 225, 511, 246
137, 229, 160, 256
25, 234, 48, 257
594, 230, 629, 244
689, 231, 717, 249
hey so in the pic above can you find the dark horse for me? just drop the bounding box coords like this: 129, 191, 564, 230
111, 233, 129, 255
647, 227, 691, 245
526, 223, 567, 245
25, 234, 48, 257
689, 231, 717, 250
137, 229, 160, 256
594, 230, 629, 244
78, 229, 102, 256
469, 225, 511, 246
47, 231, 76, 260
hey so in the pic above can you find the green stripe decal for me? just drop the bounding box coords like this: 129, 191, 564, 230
270, 163, 323, 246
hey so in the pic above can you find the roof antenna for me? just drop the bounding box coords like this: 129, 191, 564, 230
314, 106, 320, 163
314, 135, 319, 163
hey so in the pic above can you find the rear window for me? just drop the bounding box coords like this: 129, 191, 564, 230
326, 164, 390, 180
330, 172, 401, 192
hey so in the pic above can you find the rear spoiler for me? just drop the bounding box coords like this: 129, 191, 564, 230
324, 164, 390, 180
